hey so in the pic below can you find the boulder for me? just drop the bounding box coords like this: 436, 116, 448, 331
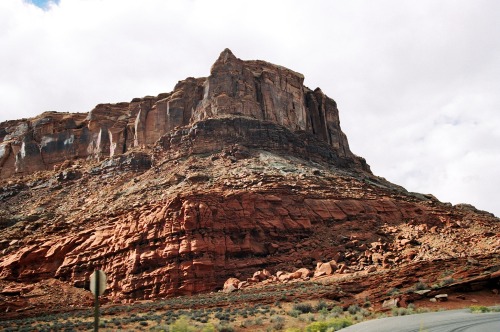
329, 260, 338, 271
278, 273, 291, 282
223, 278, 240, 293
406, 250, 418, 260
223, 284, 236, 293
295, 268, 312, 279
237, 281, 249, 289
435, 294, 448, 301
382, 298, 399, 309
400, 239, 411, 246
288, 271, 303, 280
246, 277, 260, 283
331, 252, 341, 262
314, 262, 333, 277
365, 266, 377, 273
253, 269, 271, 281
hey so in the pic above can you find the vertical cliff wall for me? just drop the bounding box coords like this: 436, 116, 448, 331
0, 49, 364, 179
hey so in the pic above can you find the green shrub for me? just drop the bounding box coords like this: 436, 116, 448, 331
319, 307, 329, 319
214, 312, 230, 321
440, 269, 453, 277
240, 319, 253, 328
347, 304, 360, 315
294, 303, 313, 313
287, 309, 301, 318
305, 317, 353, 332
217, 324, 235, 332
330, 305, 343, 314
414, 281, 428, 290
359, 308, 372, 317
470, 305, 491, 313
201, 323, 216, 332
315, 300, 328, 312
305, 321, 328, 332
392, 307, 413, 316
440, 278, 455, 286
170, 316, 195, 332
387, 287, 400, 296
270, 315, 285, 330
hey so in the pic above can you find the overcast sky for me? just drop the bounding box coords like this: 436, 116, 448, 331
1, 0, 499, 217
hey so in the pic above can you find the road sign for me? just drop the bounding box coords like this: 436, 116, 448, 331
90, 270, 107, 296
90, 270, 107, 332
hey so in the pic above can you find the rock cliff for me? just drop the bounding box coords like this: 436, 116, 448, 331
0, 50, 498, 315
0, 49, 366, 179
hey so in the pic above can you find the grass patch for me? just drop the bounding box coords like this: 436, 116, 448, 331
470, 305, 500, 313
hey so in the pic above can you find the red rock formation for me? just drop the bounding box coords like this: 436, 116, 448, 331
1, 172, 497, 302
0, 49, 498, 311
0, 49, 366, 179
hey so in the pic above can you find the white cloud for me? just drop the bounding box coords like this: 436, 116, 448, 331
1, 0, 499, 216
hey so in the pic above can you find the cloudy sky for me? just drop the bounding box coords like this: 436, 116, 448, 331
1, 0, 499, 216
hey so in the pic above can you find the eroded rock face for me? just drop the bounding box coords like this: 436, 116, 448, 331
157, 117, 367, 170
0, 49, 498, 311
2, 174, 497, 302
0, 49, 364, 178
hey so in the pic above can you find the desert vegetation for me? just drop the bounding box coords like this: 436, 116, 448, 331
4, 301, 498, 332
0, 284, 442, 332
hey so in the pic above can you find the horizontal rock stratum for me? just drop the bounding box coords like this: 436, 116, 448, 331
0, 48, 368, 179
0, 50, 498, 315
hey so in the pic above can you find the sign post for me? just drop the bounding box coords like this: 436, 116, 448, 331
90, 270, 107, 332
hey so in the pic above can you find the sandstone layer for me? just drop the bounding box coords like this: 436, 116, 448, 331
0, 49, 366, 180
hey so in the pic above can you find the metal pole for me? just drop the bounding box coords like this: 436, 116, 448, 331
94, 270, 100, 332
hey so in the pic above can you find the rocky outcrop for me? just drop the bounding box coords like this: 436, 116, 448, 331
156, 116, 367, 170
0, 191, 411, 299
1, 174, 497, 302
0, 49, 499, 312
0, 49, 366, 179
